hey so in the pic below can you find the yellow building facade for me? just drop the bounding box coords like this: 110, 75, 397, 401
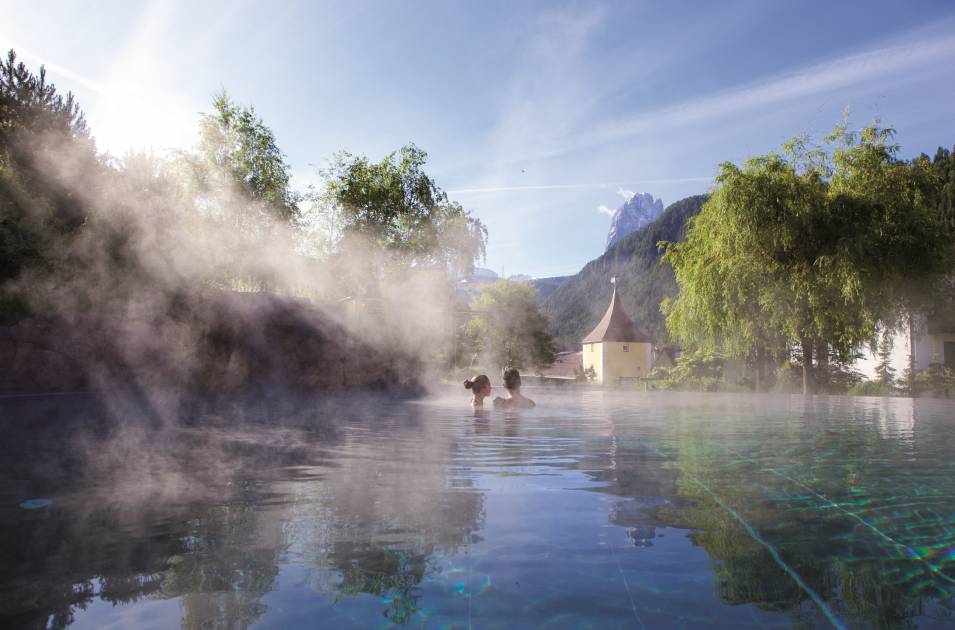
581, 284, 653, 385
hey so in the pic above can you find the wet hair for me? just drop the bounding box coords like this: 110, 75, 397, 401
464, 374, 491, 392
502, 367, 521, 390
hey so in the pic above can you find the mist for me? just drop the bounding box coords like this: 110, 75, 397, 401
0, 55, 483, 434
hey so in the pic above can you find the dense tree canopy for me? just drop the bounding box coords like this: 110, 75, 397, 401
0, 49, 99, 288
663, 121, 955, 394
175, 91, 300, 238
1, 48, 490, 320
317, 144, 487, 281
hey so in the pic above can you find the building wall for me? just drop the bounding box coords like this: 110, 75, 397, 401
583, 341, 654, 384
582, 342, 603, 383
915, 333, 955, 370
601, 342, 652, 384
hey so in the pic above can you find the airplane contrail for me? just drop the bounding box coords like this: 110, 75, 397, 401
2, 40, 107, 94
448, 177, 712, 195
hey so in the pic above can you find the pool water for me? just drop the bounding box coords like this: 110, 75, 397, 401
1, 391, 954, 628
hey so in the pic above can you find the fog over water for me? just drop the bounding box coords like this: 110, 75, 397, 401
2, 390, 953, 628
3, 18, 955, 627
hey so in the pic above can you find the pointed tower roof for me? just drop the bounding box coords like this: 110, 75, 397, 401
582, 283, 651, 344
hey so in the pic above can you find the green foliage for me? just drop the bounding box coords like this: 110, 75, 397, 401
921, 145, 955, 225
774, 353, 864, 394
462, 280, 556, 372
2, 49, 487, 321
671, 349, 725, 382
541, 195, 706, 350
189, 91, 300, 225
912, 363, 955, 398
828, 124, 953, 333
873, 329, 896, 390
158, 92, 308, 292
648, 349, 728, 392
0, 49, 99, 289
848, 380, 897, 397
662, 119, 954, 394
317, 144, 487, 283
0, 49, 88, 143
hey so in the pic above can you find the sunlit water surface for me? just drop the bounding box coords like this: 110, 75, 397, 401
1, 390, 954, 629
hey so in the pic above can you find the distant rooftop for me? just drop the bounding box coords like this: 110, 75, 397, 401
582, 287, 651, 344
539, 351, 581, 379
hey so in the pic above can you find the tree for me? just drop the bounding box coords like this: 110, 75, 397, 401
873, 330, 896, 390
914, 362, 955, 398
660, 192, 788, 391
651, 349, 727, 392
828, 124, 953, 383
171, 92, 304, 291
182, 92, 300, 229
316, 144, 487, 291
463, 280, 556, 372
662, 119, 954, 395
0, 49, 98, 280
899, 145, 955, 385
0, 49, 101, 320
663, 145, 847, 395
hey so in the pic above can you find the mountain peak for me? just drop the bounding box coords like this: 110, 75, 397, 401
606, 192, 664, 249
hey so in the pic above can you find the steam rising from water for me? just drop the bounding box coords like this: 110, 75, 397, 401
6, 116, 461, 423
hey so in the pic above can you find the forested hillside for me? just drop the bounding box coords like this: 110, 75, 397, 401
529, 275, 569, 303
540, 195, 706, 350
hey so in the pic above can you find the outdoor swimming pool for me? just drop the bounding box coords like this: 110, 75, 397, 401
1, 390, 953, 628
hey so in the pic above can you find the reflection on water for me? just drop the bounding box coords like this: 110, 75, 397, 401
1, 392, 954, 628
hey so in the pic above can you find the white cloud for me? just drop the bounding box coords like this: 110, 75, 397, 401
568, 30, 955, 159
596, 204, 615, 216
616, 188, 635, 201
473, 24, 955, 169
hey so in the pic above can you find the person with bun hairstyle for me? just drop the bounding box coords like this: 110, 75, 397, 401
493, 367, 535, 410
464, 374, 492, 409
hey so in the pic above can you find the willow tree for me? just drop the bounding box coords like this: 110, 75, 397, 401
829, 128, 954, 385
660, 186, 789, 391
663, 121, 948, 395
663, 144, 859, 394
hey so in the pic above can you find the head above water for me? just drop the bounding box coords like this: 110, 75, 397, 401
502, 367, 521, 391
463, 374, 491, 395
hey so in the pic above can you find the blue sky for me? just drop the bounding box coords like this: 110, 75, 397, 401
5, 0, 955, 279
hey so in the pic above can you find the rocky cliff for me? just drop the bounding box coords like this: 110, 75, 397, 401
542, 195, 707, 350
606, 193, 665, 249
0, 290, 423, 408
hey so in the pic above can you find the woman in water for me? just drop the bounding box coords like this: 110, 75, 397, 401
493, 367, 536, 410
464, 374, 493, 409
